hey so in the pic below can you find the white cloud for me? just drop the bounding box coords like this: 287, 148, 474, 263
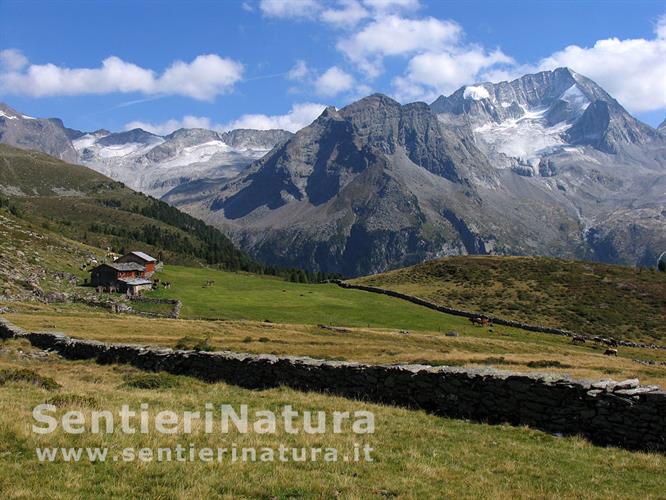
362, 0, 420, 13
124, 116, 213, 135
656, 13, 666, 40
259, 0, 322, 18
225, 102, 327, 131
287, 59, 310, 80
535, 23, 666, 113
337, 15, 462, 76
124, 103, 326, 136
390, 14, 666, 114
0, 51, 244, 101
392, 46, 514, 102
321, 0, 369, 28
315, 66, 354, 96
157, 54, 243, 100
0, 48, 28, 71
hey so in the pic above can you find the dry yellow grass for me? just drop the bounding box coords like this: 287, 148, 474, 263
0, 338, 665, 498
6, 303, 666, 387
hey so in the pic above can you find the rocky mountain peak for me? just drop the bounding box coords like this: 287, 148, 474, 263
0, 103, 25, 120
219, 128, 293, 150
0, 103, 78, 162
96, 128, 161, 147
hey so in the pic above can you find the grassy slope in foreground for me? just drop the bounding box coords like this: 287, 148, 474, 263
353, 256, 666, 343
1, 339, 665, 498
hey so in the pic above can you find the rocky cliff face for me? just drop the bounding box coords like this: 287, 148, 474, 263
0, 104, 79, 163
167, 69, 666, 276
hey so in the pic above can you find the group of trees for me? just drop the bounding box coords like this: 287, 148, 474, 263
89, 197, 343, 282
0, 196, 20, 216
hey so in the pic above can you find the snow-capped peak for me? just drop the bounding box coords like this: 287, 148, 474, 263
463, 85, 490, 101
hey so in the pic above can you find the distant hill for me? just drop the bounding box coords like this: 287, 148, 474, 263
0, 144, 261, 272
352, 255, 666, 342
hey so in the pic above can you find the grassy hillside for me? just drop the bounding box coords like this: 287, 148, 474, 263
0, 144, 258, 270
1, 338, 665, 498
353, 256, 666, 343
0, 209, 106, 299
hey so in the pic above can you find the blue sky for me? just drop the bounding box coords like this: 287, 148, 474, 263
1, 0, 665, 134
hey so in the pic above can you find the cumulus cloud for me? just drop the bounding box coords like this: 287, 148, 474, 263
259, 0, 322, 18
225, 102, 327, 131
287, 59, 310, 80
0, 48, 28, 71
0, 51, 244, 101
362, 0, 420, 14
321, 0, 369, 28
124, 103, 326, 136
315, 66, 354, 96
124, 116, 213, 135
391, 14, 666, 114
337, 15, 462, 76
535, 21, 666, 113
393, 46, 514, 102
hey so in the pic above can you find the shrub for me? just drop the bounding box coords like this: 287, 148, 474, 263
0, 368, 60, 390
121, 373, 179, 390
526, 360, 572, 369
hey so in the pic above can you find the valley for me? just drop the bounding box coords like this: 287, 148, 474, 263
3, 2, 666, 497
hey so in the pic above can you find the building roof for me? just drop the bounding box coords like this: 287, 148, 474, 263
128, 251, 157, 262
91, 262, 146, 273
118, 278, 153, 286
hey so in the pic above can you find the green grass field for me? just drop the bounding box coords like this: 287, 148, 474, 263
147, 265, 473, 332
1, 338, 665, 499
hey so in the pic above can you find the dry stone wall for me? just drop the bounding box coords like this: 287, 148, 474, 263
0, 317, 664, 453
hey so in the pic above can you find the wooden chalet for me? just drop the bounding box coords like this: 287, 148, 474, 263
115, 251, 158, 275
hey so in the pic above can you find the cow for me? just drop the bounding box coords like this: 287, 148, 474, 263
604, 348, 618, 356
469, 316, 492, 327
571, 335, 586, 345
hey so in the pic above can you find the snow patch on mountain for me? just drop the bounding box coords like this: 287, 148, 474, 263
473, 107, 570, 165
561, 84, 590, 115
75, 128, 291, 198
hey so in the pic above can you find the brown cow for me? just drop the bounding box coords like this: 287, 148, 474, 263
571, 335, 586, 345
469, 317, 492, 327
604, 348, 618, 356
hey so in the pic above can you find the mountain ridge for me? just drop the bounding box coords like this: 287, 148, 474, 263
0, 105, 293, 198
165, 68, 666, 276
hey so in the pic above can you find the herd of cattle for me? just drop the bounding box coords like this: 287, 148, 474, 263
468, 316, 620, 356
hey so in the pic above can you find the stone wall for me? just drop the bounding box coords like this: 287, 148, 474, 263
334, 281, 666, 350
1, 317, 664, 452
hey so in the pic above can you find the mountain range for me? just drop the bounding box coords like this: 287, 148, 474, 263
2, 67, 665, 276
0, 103, 292, 198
